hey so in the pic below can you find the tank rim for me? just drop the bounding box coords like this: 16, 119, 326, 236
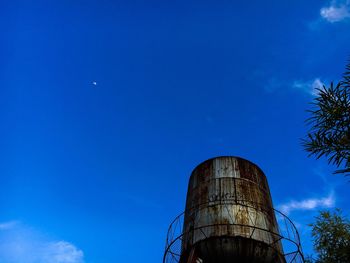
189, 156, 266, 179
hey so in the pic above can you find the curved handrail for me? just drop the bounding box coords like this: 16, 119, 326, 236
164, 200, 304, 263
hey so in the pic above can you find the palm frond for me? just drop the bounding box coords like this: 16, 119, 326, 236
303, 60, 350, 177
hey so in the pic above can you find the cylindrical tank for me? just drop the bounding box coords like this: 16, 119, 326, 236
180, 156, 285, 263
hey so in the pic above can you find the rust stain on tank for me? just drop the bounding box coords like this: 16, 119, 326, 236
181, 156, 286, 263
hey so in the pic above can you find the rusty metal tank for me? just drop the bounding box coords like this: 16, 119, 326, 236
180, 156, 285, 262
164, 156, 304, 263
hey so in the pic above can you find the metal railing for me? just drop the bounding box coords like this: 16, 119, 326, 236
164, 200, 304, 263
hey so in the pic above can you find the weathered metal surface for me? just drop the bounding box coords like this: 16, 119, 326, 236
164, 156, 304, 263
182, 157, 285, 262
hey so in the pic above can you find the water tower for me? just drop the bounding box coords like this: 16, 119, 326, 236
164, 156, 304, 263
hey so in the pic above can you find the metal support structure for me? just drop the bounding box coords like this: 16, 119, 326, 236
163, 157, 305, 263
164, 200, 304, 263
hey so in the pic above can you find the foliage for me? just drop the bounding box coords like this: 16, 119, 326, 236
303, 61, 350, 176
308, 209, 350, 263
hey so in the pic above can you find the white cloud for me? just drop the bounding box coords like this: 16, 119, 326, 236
42, 241, 84, 263
0, 221, 84, 263
320, 0, 350, 23
278, 193, 335, 215
263, 77, 324, 96
292, 78, 324, 96
0, 221, 18, 230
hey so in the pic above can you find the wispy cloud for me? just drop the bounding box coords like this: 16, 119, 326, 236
263, 77, 325, 96
0, 221, 18, 230
320, 0, 350, 23
0, 221, 84, 263
278, 193, 335, 215
292, 78, 324, 96
41, 241, 84, 263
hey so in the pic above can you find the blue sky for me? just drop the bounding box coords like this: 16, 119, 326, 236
1, 0, 350, 262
